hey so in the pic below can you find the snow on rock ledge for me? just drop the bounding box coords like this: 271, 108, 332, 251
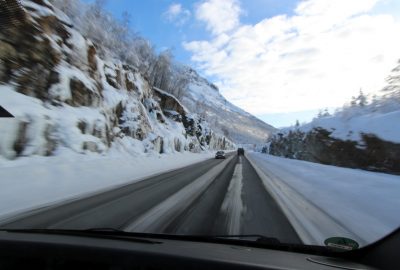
0, 0, 233, 159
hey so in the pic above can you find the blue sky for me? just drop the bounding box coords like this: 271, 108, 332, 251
85, 0, 297, 63
84, 0, 400, 128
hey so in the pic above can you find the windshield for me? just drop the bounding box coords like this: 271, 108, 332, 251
0, 0, 399, 252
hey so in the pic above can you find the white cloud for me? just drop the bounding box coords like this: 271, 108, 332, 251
163, 3, 191, 26
185, 0, 400, 115
295, 0, 377, 17
195, 0, 242, 35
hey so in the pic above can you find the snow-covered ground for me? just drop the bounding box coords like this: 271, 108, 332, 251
248, 152, 400, 246
0, 151, 215, 220
280, 88, 400, 144
293, 110, 400, 143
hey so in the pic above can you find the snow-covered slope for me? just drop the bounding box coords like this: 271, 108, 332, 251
267, 87, 400, 174
0, 151, 215, 218
291, 106, 400, 144
0, 0, 234, 160
178, 67, 276, 144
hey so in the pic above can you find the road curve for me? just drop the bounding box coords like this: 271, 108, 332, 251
0, 153, 301, 244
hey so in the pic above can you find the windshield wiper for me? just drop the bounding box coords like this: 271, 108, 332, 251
81, 230, 280, 245
0, 228, 162, 244
211, 234, 281, 245
0, 229, 333, 255
0, 228, 279, 245
75, 230, 281, 244
174, 234, 335, 254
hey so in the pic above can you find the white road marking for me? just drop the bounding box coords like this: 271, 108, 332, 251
220, 158, 244, 235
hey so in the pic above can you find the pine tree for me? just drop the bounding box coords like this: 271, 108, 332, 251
323, 108, 330, 117
350, 96, 357, 107
357, 90, 367, 107
382, 59, 400, 101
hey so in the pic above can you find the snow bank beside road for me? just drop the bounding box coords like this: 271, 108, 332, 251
247, 152, 400, 246
0, 151, 214, 220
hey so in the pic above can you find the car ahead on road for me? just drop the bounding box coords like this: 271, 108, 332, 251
238, 148, 245, 155
215, 151, 226, 159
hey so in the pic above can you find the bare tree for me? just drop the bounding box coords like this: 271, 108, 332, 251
149, 50, 172, 90
167, 68, 189, 99
51, 0, 189, 98
50, 0, 82, 22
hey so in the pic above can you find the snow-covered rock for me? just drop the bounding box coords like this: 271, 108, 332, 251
0, 0, 234, 160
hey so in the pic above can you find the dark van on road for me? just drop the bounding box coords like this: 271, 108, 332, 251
237, 148, 244, 155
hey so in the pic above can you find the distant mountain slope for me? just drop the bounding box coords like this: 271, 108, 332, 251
178, 67, 276, 144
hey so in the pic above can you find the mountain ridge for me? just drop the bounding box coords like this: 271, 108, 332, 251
176, 65, 276, 144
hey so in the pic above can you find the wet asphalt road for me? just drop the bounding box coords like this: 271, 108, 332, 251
0, 153, 301, 244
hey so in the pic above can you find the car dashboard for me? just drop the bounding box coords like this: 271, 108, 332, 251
0, 230, 386, 270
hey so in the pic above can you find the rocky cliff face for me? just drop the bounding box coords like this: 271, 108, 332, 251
0, 0, 233, 159
267, 128, 400, 174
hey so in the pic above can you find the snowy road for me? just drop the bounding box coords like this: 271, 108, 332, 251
247, 153, 400, 246
0, 153, 301, 244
